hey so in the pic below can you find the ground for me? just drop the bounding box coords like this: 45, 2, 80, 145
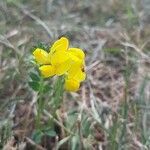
0, 0, 150, 150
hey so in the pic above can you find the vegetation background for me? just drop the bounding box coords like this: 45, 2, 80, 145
0, 0, 150, 149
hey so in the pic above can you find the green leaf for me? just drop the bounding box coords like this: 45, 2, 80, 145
43, 84, 52, 93
31, 42, 49, 52
28, 81, 40, 91
71, 135, 79, 150
46, 130, 57, 137
32, 130, 43, 143
103, 48, 121, 55
81, 115, 91, 137
30, 72, 40, 82
66, 113, 78, 130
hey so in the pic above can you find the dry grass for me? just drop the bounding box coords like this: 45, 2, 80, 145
0, 0, 150, 149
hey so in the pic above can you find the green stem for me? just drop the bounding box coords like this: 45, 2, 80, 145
47, 76, 65, 131
36, 77, 44, 129
52, 76, 65, 110
118, 65, 130, 149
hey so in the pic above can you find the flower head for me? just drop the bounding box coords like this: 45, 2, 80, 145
33, 37, 86, 92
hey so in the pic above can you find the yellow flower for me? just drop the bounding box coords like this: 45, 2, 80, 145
33, 48, 51, 65
50, 51, 71, 75
39, 65, 56, 78
68, 48, 85, 60
50, 37, 69, 54
49, 37, 85, 75
67, 64, 86, 82
64, 63, 86, 91
64, 79, 80, 92
32, 37, 86, 92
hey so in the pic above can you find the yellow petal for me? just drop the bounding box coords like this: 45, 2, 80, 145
76, 70, 86, 81
68, 53, 83, 65
64, 79, 80, 92
49, 51, 72, 75
51, 51, 71, 65
50, 37, 69, 54
55, 59, 72, 75
33, 48, 51, 65
39, 65, 55, 78
67, 64, 86, 82
68, 48, 85, 60
68, 48, 85, 66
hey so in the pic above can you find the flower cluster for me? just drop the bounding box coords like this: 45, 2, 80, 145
33, 37, 86, 92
